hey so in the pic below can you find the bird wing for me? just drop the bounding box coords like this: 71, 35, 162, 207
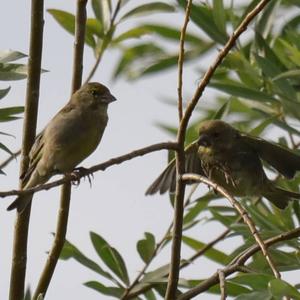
145, 141, 204, 195
20, 131, 45, 185
241, 133, 300, 179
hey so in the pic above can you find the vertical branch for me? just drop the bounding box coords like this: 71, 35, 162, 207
177, 0, 192, 121
165, 2, 193, 299
9, 1, 44, 299
33, 1, 87, 299
218, 269, 227, 300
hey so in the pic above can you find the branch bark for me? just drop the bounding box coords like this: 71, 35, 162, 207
1, 142, 178, 199
9, 1, 44, 299
33, 1, 87, 298
182, 174, 280, 278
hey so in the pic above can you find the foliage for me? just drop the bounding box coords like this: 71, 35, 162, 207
4, 0, 300, 299
0, 50, 27, 173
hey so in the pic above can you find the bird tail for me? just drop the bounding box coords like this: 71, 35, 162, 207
6, 194, 32, 213
262, 186, 300, 209
7, 169, 49, 213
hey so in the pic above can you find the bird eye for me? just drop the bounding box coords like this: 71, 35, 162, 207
212, 132, 220, 138
91, 89, 99, 97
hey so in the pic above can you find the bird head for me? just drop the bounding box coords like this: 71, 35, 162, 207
197, 120, 239, 154
75, 82, 117, 107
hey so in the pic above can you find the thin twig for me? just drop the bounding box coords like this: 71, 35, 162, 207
178, 226, 300, 300
83, 0, 122, 84
182, 174, 281, 278
33, 1, 87, 299
165, 1, 271, 298
1, 142, 178, 199
218, 269, 226, 300
9, 1, 44, 299
177, 0, 193, 121
165, 2, 193, 298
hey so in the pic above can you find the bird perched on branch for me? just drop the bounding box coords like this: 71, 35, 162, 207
146, 120, 300, 209
7, 82, 116, 213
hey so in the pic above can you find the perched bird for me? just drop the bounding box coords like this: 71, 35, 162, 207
7, 82, 116, 212
146, 120, 300, 209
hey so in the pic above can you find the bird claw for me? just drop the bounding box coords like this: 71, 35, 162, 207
70, 167, 94, 187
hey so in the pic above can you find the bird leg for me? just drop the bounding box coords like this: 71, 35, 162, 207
70, 167, 94, 187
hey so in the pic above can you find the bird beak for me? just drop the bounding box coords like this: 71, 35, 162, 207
197, 134, 211, 147
103, 92, 117, 104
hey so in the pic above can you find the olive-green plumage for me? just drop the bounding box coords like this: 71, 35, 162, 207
146, 120, 300, 209
7, 82, 116, 212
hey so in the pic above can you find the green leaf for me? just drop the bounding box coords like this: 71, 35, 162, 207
90, 232, 129, 285
48, 9, 96, 48
0, 106, 24, 117
273, 69, 300, 81
213, 0, 226, 36
249, 117, 275, 136
0, 50, 27, 63
91, 0, 101, 20
86, 18, 104, 38
0, 63, 28, 80
84, 281, 124, 298
137, 232, 156, 263
0, 142, 13, 156
255, 54, 297, 100
112, 43, 164, 78
183, 196, 210, 225
269, 279, 300, 299
60, 240, 115, 282
114, 24, 204, 45
208, 280, 251, 296
235, 290, 272, 300
120, 2, 175, 22
141, 264, 170, 284
255, 0, 280, 37
209, 82, 278, 102
211, 100, 231, 120
98, 0, 112, 32
182, 236, 230, 265
177, 0, 227, 44
0, 87, 11, 100
144, 289, 157, 300
230, 273, 274, 290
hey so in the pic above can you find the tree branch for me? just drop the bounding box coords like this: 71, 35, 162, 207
178, 226, 300, 300
9, 1, 44, 299
165, 0, 271, 298
1, 142, 178, 199
182, 174, 281, 278
165, 1, 193, 298
33, 1, 87, 299
177, 0, 192, 121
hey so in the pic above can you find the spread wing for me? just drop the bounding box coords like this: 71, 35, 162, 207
242, 134, 300, 179
146, 141, 204, 195
20, 131, 45, 185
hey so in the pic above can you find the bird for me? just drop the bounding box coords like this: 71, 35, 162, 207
146, 120, 300, 209
7, 82, 116, 212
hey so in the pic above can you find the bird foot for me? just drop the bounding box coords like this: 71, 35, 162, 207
70, 167, 94, 187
